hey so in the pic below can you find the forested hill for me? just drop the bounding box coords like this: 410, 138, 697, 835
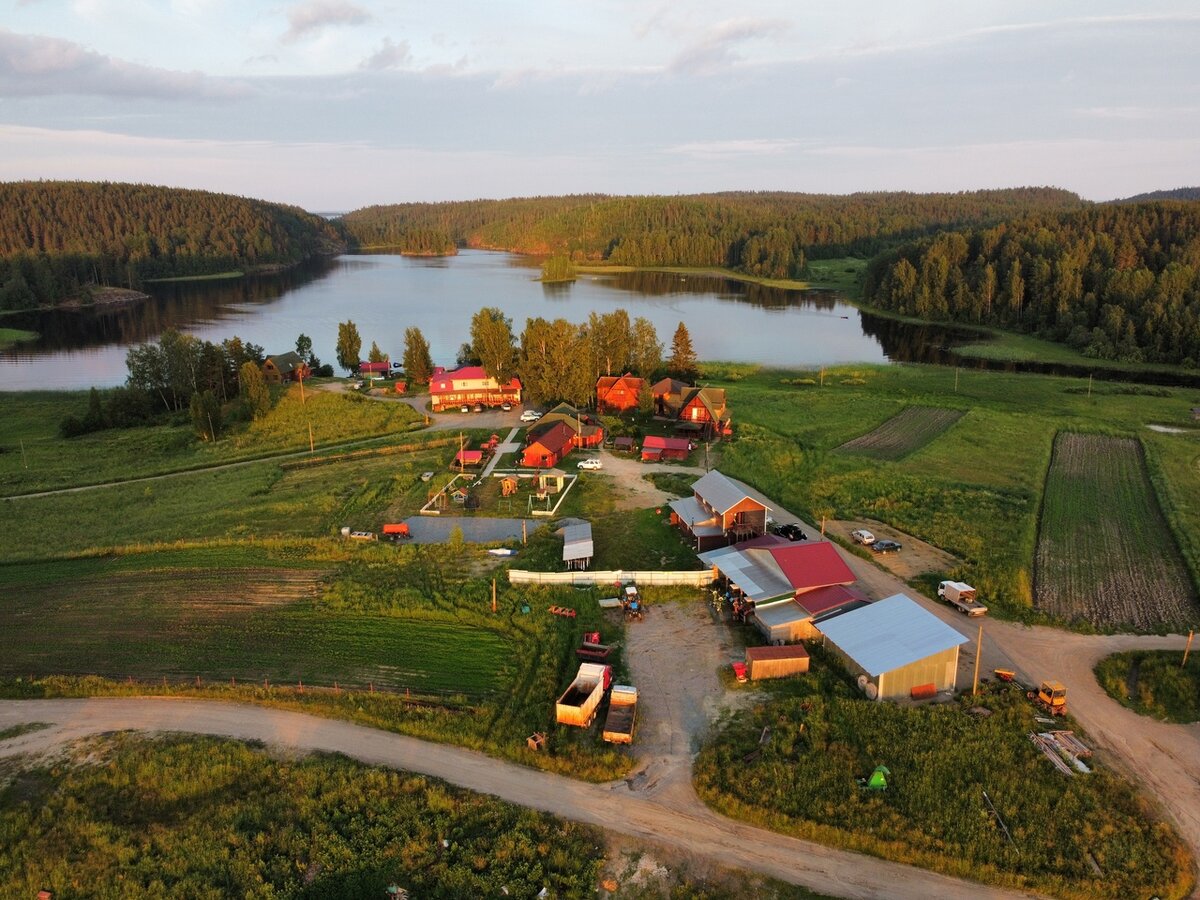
1117, 187, 1200, 203
342, 188, 1084, 279
0, 181, 346, 311
863, 202, 1200, 365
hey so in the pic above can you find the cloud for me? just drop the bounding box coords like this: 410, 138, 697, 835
359, 37, 411, 71
668, 18, 788, 75
663, 138, 810, 159
0, 28, 249, 99
282, 0, 372, 45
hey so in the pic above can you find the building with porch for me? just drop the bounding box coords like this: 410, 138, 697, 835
429, 365, 522, 411
669, 469, 769, 551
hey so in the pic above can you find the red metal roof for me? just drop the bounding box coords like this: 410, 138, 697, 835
525, 421, 574, 456
793, 584, 861, 617
746, 644, 810, 662
766, 542, 855, 592
429, 365, 522, 395
359, 361, 390, 373
642, 435, 691, 452
455, 450, 484, 464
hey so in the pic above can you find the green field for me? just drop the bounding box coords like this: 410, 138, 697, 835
837, 406, 964, 460
1035, 433, 1198, 630
0, 385, 423, 496
695, 651, 1194, 899
1095, 650, 1200, 723
0, 327, 38, 349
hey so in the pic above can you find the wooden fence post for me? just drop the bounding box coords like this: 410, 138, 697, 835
1183, 630, 1194, 668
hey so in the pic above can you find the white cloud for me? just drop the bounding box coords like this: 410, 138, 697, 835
281, 0, 372, 45
664, 138, 810, 159
359, 37, 411, 71
668, 18, 788, 75
0, 28, 249, 99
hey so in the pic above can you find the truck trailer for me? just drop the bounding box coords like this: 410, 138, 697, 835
602, 685, 639, 744
556, 663, 612, 727
938, 581, 988, 616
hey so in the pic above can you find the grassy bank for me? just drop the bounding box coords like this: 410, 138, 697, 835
573, 258, 868, 294
1095, 650, 1200, 723
695, 649, 1194, 899
0, 327, 38, 349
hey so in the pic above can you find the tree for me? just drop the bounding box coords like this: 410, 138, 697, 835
540, 255, 576, 283
587, 310, 632, 378
336, 320, 361, 373
189, 389, 222, 442
295, 333, 313, 364
403, 326, 434, 384
637, 379, 654, 415
368, 340, 386, 364
470, 306, 517, 384
630, 316, 662, 378
456, 342, 478, 367
668, 321, 698, 381
239, 361, 271, 420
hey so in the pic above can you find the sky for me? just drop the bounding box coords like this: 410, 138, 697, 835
1, 1, 1198, 210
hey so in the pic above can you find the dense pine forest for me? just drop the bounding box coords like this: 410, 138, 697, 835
863, 202, 1200, 365
342, 188, 1084, 279
0, 182, 346, 310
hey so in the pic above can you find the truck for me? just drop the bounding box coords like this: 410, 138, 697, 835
938, 581, 988, 616
555, 663, 612, 727
602, 685, 639, 744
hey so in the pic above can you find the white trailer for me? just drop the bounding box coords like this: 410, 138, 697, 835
938, 581, 988, 616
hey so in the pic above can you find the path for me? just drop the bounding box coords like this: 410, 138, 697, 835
587, 449, 707, 510
0, 698, 1034, 900
481, 427, 521, 477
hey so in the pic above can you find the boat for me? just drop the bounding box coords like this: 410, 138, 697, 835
488, 548, 516, 557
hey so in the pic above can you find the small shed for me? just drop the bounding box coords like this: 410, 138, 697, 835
562, 522, 594, 571
642, 435, 691, 461
538, 469, 568, 495
1193, 407, 1200, 421
453, 449, 484, 470
613, 436, 635, 453
746, 644, 810, 680
501, 475, 520, 496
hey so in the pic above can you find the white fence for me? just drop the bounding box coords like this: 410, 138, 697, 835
507, 569, 711, 587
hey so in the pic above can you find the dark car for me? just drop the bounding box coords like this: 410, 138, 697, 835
871, 539, 902, 554
771, 523, 808, 542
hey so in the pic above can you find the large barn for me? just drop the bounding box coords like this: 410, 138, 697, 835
817, 594, 970, 700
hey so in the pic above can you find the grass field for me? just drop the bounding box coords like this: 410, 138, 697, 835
1095, 650, 1200, 723
0, 384, 423, 496
837, 406, 965, 460
1034, 433, 1198, 630
695, 648, 1194, 899
0, 327, 38, 349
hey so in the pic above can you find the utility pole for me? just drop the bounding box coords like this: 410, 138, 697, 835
1183, 630, 1194, 668
972, 623, 983, 696
954, 367, 960, 393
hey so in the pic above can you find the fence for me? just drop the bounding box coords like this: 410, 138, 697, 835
507, 569, 712, 587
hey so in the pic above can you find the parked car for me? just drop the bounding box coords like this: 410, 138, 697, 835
577, 457, 603, 470
501, 401, 513, 411
473, 403, 484, 413
420, 471, 434, 482
871, 539, 902, 554
520, 410, 541, 422
771, 523, 808, 542
850, 529, 876, 545
460, 404, 470, 413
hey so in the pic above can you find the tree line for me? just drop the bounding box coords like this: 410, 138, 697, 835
0, 181, 347, 310
863, 202, 1200, 365
341, 188, 1084, 280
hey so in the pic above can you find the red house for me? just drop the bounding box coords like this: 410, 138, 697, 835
677, 387, 730, 438
641, 435, 691, 461
262, 351, 310, 385
596, 374, 644, 413
522, 421, 575, 468
429, 365, 523, 411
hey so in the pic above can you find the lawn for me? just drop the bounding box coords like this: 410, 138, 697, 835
837, 406, 965, 460
695, 647, 1194, 900
0, 327, 38, 349
1095, 650, 1200, 724
1034, 433, 1198, 630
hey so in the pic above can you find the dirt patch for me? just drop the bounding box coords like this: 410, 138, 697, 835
591, 451, 707, 512
830, 519, 961, 580
838, 406, 964, 460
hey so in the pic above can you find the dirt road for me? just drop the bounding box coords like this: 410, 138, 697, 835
0, 697, 1033, 900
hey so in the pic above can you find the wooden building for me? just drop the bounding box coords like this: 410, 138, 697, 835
522, 421, 575, 468
262, 351, 310, 385
745, 644, 810, 680
650, 378, 731, 438
596, 374, 644, 413
641, 435, 691, 461
429, 365, 523, 411
669, 469, 769, 551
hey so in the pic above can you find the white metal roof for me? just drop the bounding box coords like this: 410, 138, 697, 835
669, 496, 723, 536
698, 546, 792, 602
816, 594, 969, 676
753, 599, 811, 628
562, 523, 594, 562
691, 470, 768, 515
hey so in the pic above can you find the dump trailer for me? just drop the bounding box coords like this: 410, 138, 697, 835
602, 685, 639, 744
556, 663, 612, 727
937, 581, 988, 616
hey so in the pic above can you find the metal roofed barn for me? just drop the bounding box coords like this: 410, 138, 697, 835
816, 594, 970, 701
561, 522, 594, 571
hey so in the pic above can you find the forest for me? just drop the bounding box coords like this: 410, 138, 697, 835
863, 202, 1200, 365
0, 181, 346, 310
341, 188, 1084, 279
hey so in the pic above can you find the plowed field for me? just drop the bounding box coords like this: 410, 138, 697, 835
837, 406, 964, 460
1034, 433, 1198, 630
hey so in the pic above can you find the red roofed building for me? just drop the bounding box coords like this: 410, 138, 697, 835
521, 421, 575, 468
641, 435, 692, 462
359, 360, 390, 376
596, 374, 644, 413
764, 542, 856, 596
429, 365, 523, 411
453, 449, 484, 470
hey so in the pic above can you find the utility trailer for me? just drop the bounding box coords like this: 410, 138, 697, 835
602, 685, 639, 744
938, 581, 988, 616
555, 663, 612, 727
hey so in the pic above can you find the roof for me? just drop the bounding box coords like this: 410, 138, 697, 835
698, 546, 793, 603
643, 435, 691, 452
817, 594, 969, 676
562, 522, 594, 563
596, 374, 643, 396
765, 543, 856, 593
651, 377, 689, 396
794, 583, 863, 617
429, 365, 522, 394
691, 470, 767, 515
753, 599, 812, 628
680, 386, 727, 419
265, 351, 305, 374
613, 436, 635, 449
455, 450, 484, 464
670, 497, 723, 537
359, 360, 390, 373
526, 421, 574, 456
746, 644, 810, 662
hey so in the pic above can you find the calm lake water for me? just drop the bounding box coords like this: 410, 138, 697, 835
0, 249, 967, 391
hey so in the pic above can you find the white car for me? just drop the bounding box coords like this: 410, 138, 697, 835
576, 457, 603, 470
520, 410, 541, 423
850, 529, 876, 545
